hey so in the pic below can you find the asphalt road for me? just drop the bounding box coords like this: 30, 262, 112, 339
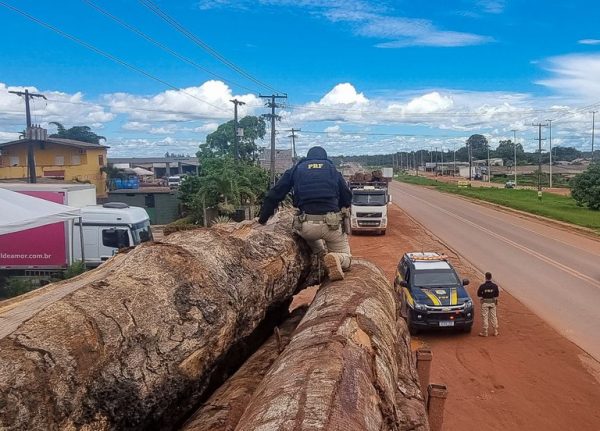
389, 181, 600, 361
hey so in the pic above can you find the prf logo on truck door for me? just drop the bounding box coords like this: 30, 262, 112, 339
307, 163, 324, 169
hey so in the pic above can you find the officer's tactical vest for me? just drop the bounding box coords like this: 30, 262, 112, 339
291, 159, 339, 209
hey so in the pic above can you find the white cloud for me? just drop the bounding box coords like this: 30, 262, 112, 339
477, 0, 505, 14
108, 136, 202, 157
324, 125, 342, 133
319, 83, 369, 105
0, 131, 20, 141
105, 80, 260, 122
356, 16, 493, 48
195, 122, 220, 133
578, 39, 600, 45
0, 83, 115, 131
389, 92, 454, 114
122, 121, 150, 131
536, 53, 600, 101
195, 1, 492, 48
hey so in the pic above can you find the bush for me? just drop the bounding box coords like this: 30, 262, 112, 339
0, 278, 38, 300
571, 163, 600, 210
63, 260, 86, 279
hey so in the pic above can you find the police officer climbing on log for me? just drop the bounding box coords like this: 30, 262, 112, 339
258, 146, 352, 281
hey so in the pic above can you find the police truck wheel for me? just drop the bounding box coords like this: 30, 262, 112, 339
462, 324, 473, 334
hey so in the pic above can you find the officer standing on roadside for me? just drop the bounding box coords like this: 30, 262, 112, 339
258, 146, 352, 281
477, 272, 499, 337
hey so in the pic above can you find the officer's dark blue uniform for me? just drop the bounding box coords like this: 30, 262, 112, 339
258, 146, 351, 220
258, 146, 352, 280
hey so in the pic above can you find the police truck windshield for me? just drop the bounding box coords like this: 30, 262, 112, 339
414, 270, 460, 287
352, 193, 386, 206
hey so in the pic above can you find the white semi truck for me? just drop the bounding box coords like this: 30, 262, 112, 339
349, 185, 390, 235
0, 184, 152, 273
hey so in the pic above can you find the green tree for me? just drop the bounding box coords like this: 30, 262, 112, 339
553, 146, 581, 162
180, 156, 269, 225
571, 163, 600, 210
495, 140, 525, 165
49, 122, 106, 144
198, 116, 266, 161
466, 134, 489, 160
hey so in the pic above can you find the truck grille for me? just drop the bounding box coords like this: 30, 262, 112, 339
358, 220, 381, 227
356, 212, 382, 218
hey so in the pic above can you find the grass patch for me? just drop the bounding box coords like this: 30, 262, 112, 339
396, 174, 600, 231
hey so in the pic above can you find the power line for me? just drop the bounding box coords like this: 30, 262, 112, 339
138, 0, 283, 95
82, 0, 257, 93
0, 1, 230, 114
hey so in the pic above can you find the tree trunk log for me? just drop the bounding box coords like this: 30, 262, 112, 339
235, 259, 429, 431
0, 214, 312, 431
181, 307, 307, 431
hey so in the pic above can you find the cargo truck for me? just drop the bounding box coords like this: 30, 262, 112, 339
0, 184, 152, 275
348, 169, 393, 235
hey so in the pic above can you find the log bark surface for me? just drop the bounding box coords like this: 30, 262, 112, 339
235, 259, 429, 431
0, 215, 312, 431
181, 307, 307, 431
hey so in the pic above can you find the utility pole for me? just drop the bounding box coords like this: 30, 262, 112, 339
487, 142, 490, 183
533, 123, 547, 197
230, 99, 245, 161
512, 129, 518, 186
259, 94, 287, 185
441, 146, 444, 176
468, 140, 472, 180
592, 111, 597, 162
8, 89, 46, 183
415, 151, 419, 177
453, 143, 456, 177
546, 119, 553, 188
287, 128, 300, 163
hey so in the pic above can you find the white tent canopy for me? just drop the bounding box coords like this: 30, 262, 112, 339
132, 167, 154, 176
0, 188, 81, 235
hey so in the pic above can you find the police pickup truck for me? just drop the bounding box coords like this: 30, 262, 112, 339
394, 252, 474, 334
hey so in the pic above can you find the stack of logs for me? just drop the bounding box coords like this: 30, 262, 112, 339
0, 213, 434, 431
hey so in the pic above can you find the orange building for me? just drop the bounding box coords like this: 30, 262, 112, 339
0, 137, 109, 198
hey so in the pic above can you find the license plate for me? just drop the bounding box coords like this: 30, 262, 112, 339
439, 321, 455, 327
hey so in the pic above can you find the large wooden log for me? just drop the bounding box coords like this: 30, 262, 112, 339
181, 307, 307, 431
0, 214, 312, 431
235, 259, 429, 431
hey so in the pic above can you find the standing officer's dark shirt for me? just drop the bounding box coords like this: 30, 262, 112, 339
477, 281, 499, 299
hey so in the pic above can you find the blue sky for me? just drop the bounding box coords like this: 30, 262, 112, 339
1, 0, 599, 157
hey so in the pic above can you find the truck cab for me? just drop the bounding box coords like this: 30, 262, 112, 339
73, 203, 152, 267
349, 184, 390, 235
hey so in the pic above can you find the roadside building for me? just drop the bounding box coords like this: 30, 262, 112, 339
258, 148, 293, 174
0, 129, 108, 198
107, 157, 199, 178
107, 187, 180, 225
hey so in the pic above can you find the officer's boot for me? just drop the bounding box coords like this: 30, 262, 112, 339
478, 330, 488, 337
324, 253, 344, 281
